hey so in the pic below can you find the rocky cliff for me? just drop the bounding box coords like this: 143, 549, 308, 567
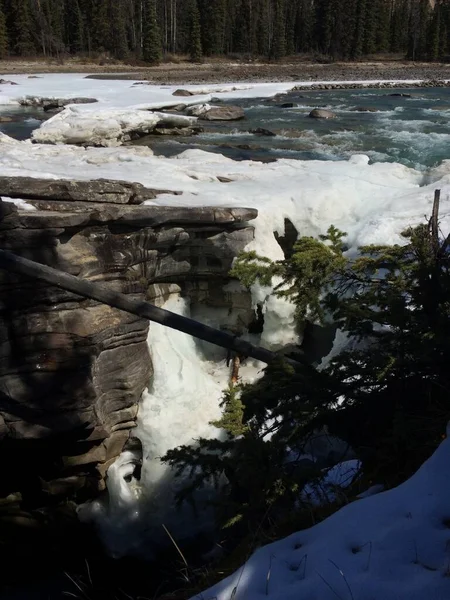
0, 177, 257, 529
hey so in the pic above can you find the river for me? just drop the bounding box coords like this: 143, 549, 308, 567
2, 86, 448, 169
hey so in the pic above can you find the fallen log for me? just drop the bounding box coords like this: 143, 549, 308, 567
0, 249, 302, 367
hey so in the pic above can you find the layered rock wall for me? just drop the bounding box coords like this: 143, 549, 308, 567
0, 177, 256, 515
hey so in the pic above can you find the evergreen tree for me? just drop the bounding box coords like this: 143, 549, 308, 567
256, 0, 270, 56
164, 195, 450, 534
407, 0, 430, 60
427, 7, 441, 61
334, 0, 357, 58
110, 0, 129, 59
363, 0, 378, 54
315, 0, 334, 56
91, 0, 110, 52
375, 0, 390, 53
131, 0, 144, 57
0, 3, 8, 58
295, 0, 314, 53
390, 0, 409, 53
436, 0, 449, 59
353, 0, 366, 57
200, 0, 226, 55
142, 0, 162, 62
65, 0, 84, 54
188, 0, 202, 61
285, 1, 297, 55
10, 0, 35, 55
271, 0, 286, 59
211, 384, 248, 437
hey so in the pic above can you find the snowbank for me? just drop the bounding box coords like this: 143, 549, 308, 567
195, 430, 450, 600
31, 106, 197, 146
1, 138, 448, 256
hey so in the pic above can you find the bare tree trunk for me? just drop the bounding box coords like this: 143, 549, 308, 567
230, 354, 241, 385
0, 249, 302, 368
430, 189, 441, 254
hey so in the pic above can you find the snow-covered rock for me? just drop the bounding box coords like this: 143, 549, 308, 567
31, 107, 197, 146
186, 103, 212, 117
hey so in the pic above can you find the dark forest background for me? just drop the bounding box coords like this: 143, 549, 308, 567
0, 0, 448, 64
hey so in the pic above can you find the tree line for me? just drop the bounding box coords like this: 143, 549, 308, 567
0, 0, 448, 63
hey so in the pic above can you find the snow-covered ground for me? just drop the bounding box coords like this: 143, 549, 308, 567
0, 73, 435, 109
194, 427, 450, 600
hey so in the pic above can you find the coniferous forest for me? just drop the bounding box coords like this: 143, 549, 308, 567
0, 0, 448, 63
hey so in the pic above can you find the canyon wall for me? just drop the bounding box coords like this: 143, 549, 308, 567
0, 177, 256, 527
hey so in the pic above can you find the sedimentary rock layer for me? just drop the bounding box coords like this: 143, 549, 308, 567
0, 177, 256, 517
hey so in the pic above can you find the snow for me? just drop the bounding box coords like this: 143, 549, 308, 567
1, 137, 448, 257
1, 74, 439, 111
1, 196, 36, 211
194, 434, 450, 600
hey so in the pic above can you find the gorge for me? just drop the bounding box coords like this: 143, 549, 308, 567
0, 176, 262, 562
0, 73, 450, 599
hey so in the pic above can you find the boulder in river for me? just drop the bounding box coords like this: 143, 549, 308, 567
250, 127, 276, 137
152, 126, 203, 136
280, 102, 297, 108
200, 106, 245, 121
186, 103, 211, 117
309, 108, 336, 119
0, 79, 18, 85
351, 106, 379, 112
387, 93, 412, 98
172, 89, 194, 97
20, 97, 98, 109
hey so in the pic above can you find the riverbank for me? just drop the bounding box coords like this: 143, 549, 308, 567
0, 58, 450, 85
